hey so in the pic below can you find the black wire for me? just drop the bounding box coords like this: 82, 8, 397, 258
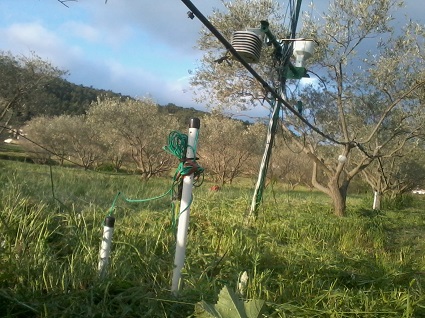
179, 0, 345, 146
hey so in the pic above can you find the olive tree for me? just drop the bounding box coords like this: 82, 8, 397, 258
191, 0, 425, 216
270, 134, 313, 189
362, 148, 425, 209
23, 115, 106, 168
198, 113, 264, 185
190, 0, 287, 112
23, 116, 72, 164
87, 97, 179, 179
57, 115, 106, 169
0, 52, 67, 132
286, 6, 425, 216
56, 0, 77, 7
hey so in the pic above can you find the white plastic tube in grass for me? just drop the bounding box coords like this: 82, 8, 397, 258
98, 216, 115, 278
238, 271, 249, 297
171, 118, 200, 295
373, 190, 380, 210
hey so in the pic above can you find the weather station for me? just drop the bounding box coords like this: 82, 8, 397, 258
231, 21, 316, 80
179, 0, 327, 219
175, 0, 325, 294
228, 13, 317, 217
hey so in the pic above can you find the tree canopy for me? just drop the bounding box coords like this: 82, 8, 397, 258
191, 0, 425, 216
0, 52, 67, 130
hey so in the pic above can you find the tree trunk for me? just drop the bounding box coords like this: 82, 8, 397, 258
328, 180, 349, 217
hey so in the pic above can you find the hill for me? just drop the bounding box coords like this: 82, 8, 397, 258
34, 78, 207, 125
0, 51, 207, 135
18, 77, 206, 125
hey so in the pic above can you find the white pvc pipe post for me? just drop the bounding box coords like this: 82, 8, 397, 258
98, 216, 115, 278
373, 190, 379, 210
171, 118, 200, 295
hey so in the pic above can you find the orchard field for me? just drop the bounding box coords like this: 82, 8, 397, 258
0, 159, 425, 317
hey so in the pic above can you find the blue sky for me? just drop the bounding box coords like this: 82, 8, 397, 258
0, 0, 422, 114
0, 0, 224, 109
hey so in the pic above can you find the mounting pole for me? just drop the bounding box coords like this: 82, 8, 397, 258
250, 98, 282, 215
249, 0, 302, 218
171, 118, 201, 295
98, 216, 115, 278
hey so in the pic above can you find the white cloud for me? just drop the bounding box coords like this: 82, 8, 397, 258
78, 0, 224, 56
0, 22, 84, 67
61, 21, 101, 43
2, 22, 62, 51
106, 61, 196, 106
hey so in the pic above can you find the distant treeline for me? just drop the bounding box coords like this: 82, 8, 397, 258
0, 51, 206, 129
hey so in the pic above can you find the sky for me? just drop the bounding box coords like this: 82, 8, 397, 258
0, 0, 423, 116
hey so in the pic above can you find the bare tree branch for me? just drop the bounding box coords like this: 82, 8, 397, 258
56, 0, 77, 8
362, 80, 425, 143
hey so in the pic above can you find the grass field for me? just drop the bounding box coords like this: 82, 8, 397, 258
0, 159, 425, 317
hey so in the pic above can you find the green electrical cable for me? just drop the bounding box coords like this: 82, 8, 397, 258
164, 130, 204, 185
107, 191, 121, 217
104, 130, 204, 231
163, 131, 188, 160
124, 189, 172, 203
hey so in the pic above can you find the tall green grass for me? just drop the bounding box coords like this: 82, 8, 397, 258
0, 160, 424, 317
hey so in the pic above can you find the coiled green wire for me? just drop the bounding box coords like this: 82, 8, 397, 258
105, 130, 204, 231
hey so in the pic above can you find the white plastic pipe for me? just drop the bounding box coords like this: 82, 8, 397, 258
98, 216, 115, 278
373, 190, 379, 210
171, 118, 200, 294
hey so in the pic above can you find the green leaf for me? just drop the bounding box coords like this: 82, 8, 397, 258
244, 299, 265, 318
195, 301, 222, 318
194, 286, 265, 318
215, 286, 248, 318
